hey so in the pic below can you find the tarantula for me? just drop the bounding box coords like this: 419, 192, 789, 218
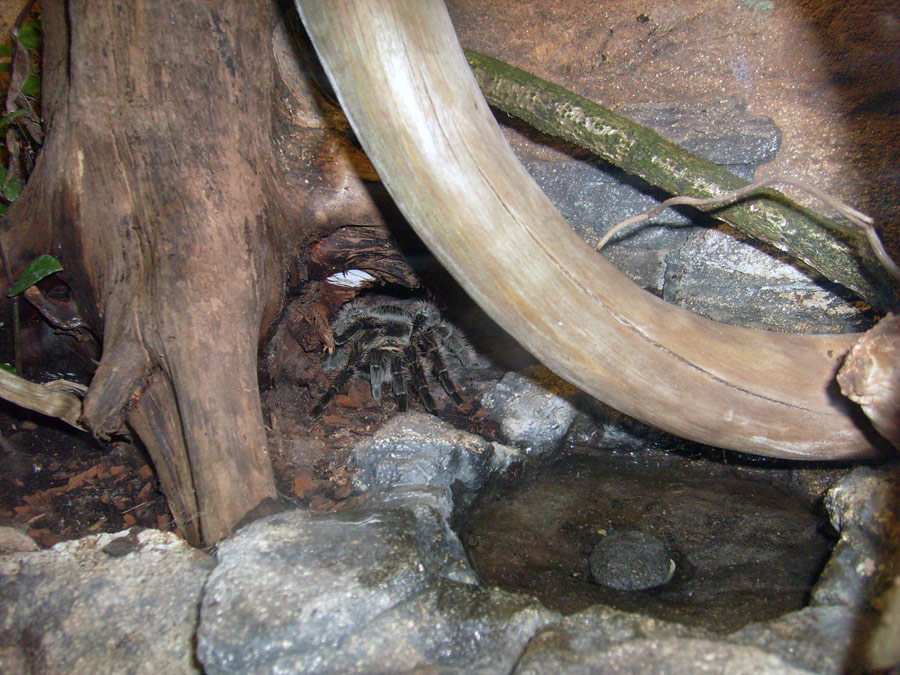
310, 296, 478, 418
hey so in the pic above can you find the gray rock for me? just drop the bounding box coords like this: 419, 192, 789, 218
730, 606, 857, 675
825, 467, 900, 539
515, 606, 810, 674
351, 412, 523, 515
4, 429, 896, 673
525, 95, 872, 333
663, 225, 873, 333
198, 414, 555, 672
590, 531, 675, 591
515, 605, 703, 673
197, 507, 433, 673
524, 159, 692, 293
727, 468, 900, 674
197, 502, 555, 673
565, 403, 674, 454
524, 96, 782, 294
0, 529, 211, 674
391, 494, 480, 584
333, 578, 558, 673
465, 450, 833, 631
480, 367, 581, 455
548, 637, 813, 674
618, 96, 781, 172
0, 526, 39, 554
810, 535, 879, 609
812, 467, 899, 610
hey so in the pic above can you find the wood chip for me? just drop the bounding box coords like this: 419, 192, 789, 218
334, 394, 355, 408
66, 464, 100, 491
322, 412, 348, 425
135, 483, 152, 501
292, 470, 316, 499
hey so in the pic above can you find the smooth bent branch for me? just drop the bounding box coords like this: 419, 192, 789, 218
295, 0, 885, 459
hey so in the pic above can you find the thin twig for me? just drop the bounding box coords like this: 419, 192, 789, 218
121, 500, 153, 515
595, 176, 900, 283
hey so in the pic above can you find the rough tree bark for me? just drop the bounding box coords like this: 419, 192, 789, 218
0, 0, 390, 545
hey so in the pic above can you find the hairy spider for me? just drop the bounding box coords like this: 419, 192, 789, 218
310, 296, 478, 418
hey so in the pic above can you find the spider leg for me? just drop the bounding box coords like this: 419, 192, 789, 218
389, 353, 409, 411
334, 316, 409, 347
423, 332, 464, 406
310, 359, 359, 419
405, 344, 438, 413
333, 316, 382, 346
324, 326, 373, 374
331, 301, 412, 346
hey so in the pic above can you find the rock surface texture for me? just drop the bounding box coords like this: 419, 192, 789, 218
2, 415, 897, 672
0, 529, 211, 674
523, 97, 874, 333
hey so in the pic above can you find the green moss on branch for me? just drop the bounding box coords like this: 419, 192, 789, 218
466, 49, 899, 311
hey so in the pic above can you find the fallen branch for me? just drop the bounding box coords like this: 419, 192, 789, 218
465, 49, 900, 311
597, 176, 900, 284
0, 370, 87, 430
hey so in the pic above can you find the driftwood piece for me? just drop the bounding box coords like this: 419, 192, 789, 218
23, 285, 86, 330
296, 0, 884, 459
0, 0, 288, 545
465, 50, 900, 312
0, 370, 86, 430
0, 0, 408, 545
838, 313, 900, 448
308, 224, 419, 288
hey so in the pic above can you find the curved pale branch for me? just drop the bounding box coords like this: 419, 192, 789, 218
295, 0, 884, 459
0, 370, 86, 430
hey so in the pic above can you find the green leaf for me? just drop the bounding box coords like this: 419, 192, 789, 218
2, 175, 21, 202
0, 362, 15, 375
0, 109, 26, 130
18, 19, 41, 52
21, 73, 40, 97
0, 63, 10, 73
0, 44, 12, 57
8, 255, 63, 297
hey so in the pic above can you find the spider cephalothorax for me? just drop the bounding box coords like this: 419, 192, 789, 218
310, 296, 478, 418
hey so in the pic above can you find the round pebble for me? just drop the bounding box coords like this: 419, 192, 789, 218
590, 530, 675, 591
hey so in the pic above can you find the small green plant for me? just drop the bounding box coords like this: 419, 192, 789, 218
1, 3, 45, 376
0, 8, 42, 214
7, 254, 62, 297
